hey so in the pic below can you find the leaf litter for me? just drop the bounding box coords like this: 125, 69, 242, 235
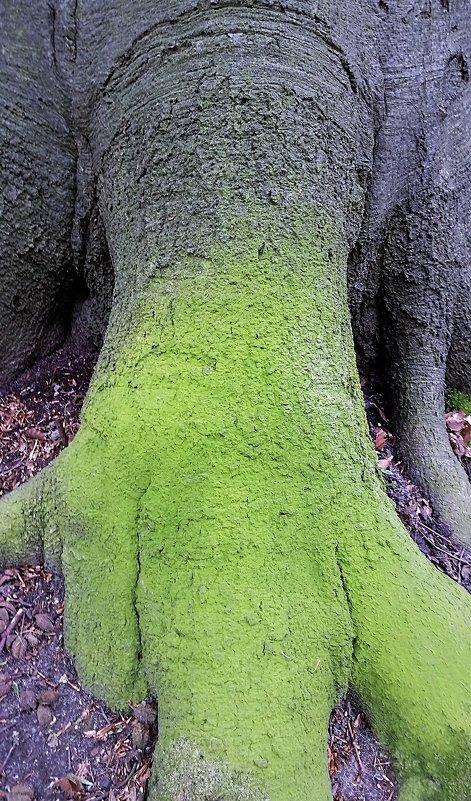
2, 352, 471, 800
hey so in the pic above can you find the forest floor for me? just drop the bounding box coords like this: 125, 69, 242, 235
0, 349, 470, 801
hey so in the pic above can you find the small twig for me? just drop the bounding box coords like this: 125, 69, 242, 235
0, 738, 17, 775
418, 526, 471, 567
0, 721, 17, 735
346, 718, 363, 775
35, 669, 57, 688
0, 607, 24, 654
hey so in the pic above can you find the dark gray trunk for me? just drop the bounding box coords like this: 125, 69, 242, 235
349, 0, 471, 542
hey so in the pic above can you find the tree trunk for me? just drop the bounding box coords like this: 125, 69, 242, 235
1, 2, 471, 800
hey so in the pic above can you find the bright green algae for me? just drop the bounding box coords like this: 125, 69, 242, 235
1, 216, 471, 799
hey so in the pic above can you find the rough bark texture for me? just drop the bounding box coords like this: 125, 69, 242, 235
349, 0, 471, 542
0, 0, 113, 387
1, 1, 471, 800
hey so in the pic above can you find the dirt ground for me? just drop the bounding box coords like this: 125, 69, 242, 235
1, 349, 470, 801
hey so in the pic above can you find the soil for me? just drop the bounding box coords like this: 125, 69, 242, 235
1, 349, 470, 801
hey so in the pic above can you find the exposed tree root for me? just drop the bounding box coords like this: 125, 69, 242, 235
2, 228, 471, 800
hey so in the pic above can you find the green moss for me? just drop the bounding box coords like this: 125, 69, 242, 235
337, 491, 471, 801
3, 206, 471, 799
0, 472, 45, 568
446, 389, 471, 415
53, 212, 357, 798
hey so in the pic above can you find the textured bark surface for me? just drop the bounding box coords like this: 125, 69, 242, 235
0, 1, 113, 387
349, 0, 471, 542
1, 1, 471, 800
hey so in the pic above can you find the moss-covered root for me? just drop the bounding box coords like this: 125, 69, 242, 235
340, 493, 471, 801
150, 740, 271, 801
138, 473, 349, 801
54, 431, 150, 708
0, 470, 48, 568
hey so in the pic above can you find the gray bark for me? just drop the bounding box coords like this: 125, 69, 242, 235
1, 0, 471, 543
349, 0, 471, 541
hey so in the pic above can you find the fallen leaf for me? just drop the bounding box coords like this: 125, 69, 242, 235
0, 672, 12, 697
19, 688, 37, 711
374, 429, 388, 449
24, 428, 47, 441
132, 701, 156, 725
55, 777, 82, 798
7, 785, 35, 801
131, 720, 150, 750
446, 410, 467, 431
47, 732, 59, 749
378, 456, 393, 470
10, 636, 27, 659
34, 613, 54, 633
37, 688, 59, 705
36, 704, 53, 728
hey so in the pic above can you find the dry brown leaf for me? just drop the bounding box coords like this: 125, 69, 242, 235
374, 429, 388, 449
0, 671, 12, 697
55, 777, 83, 798
19, 688, 37, 711
132, 701, 156, 725
36, 703, 53, 728
34, 612, 54, 632
24, 428, 47, 441
10, 636, 27, 659
445, 411, 467, 432
37, 688, 59, 705
7, 784, 35, 801
131, 720, 150, 750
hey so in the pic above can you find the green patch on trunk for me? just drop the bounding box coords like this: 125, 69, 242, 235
2, 208, 471, 800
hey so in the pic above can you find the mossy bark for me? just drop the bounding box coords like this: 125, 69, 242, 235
2, 215, 471, 800
1, 1, 471, 799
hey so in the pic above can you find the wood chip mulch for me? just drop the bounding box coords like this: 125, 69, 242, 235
0, 352, 94, 498
0, 566, 156, 801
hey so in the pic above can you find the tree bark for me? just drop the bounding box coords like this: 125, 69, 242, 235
1, 2, 471, 800
349, 0, 471, 542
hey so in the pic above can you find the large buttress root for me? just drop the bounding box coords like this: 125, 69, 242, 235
351, 1, 471, 545
339, 490, 471, 801
0, 463, 64, 569
4, 224, 468, 799
381, 195, 471, 545
50, 225, 358, 800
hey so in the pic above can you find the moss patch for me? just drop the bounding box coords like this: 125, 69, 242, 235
2, 208, 471, 800
446, 389, 471, 415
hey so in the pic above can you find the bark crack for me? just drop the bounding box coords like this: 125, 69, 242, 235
335, 543, 358, 671
133, 475, 154, 677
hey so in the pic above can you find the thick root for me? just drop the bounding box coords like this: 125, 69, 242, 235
339, 489, 471, 801
4, 221, 471, 799
0, 471, 46, 568
389, 365, 471, 546
54, 423, 150, 706
447, 267, 471, 398
149, 740, 271, 801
